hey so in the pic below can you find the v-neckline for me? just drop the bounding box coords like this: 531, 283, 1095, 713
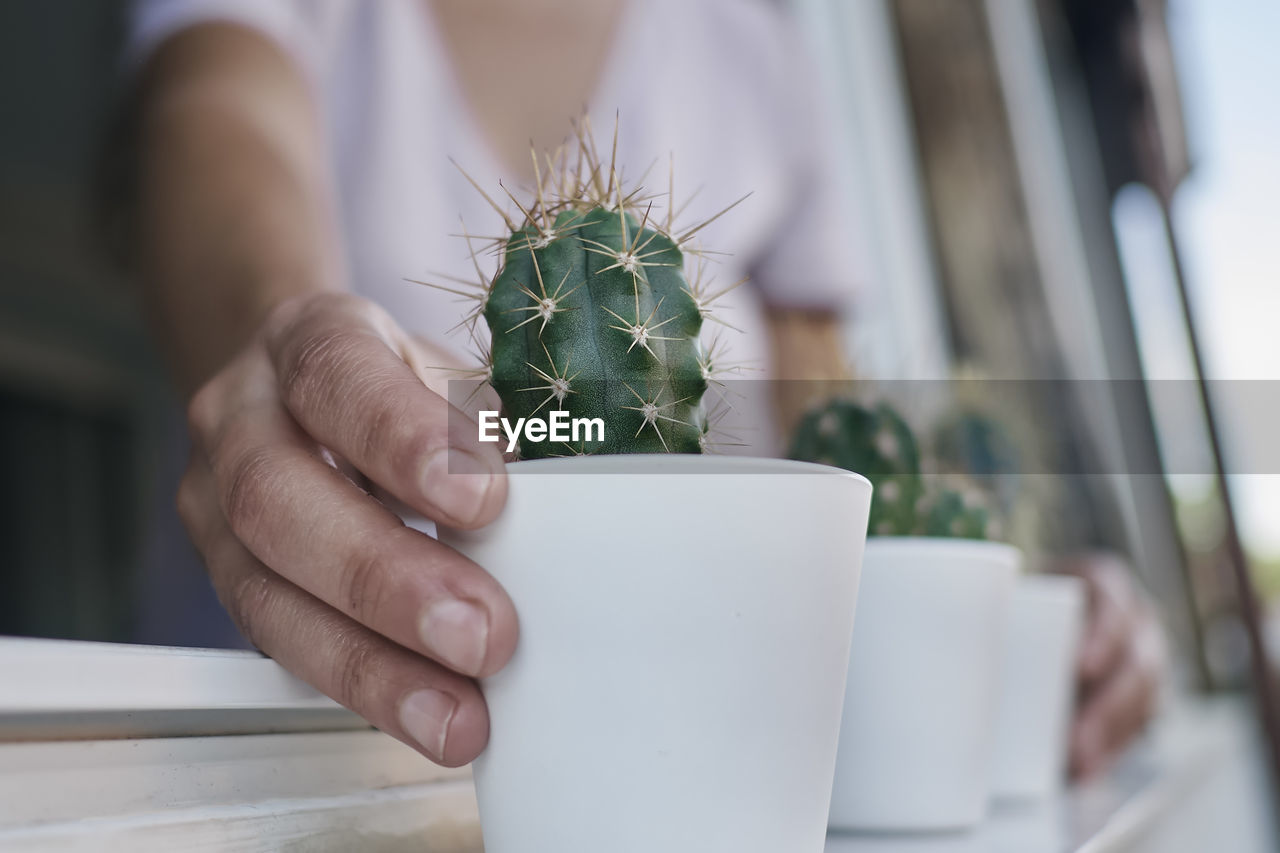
415, 0, 642, 184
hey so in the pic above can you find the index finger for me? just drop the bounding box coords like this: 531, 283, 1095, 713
265, 294, 506, 529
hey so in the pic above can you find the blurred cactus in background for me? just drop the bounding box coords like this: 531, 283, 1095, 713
932, 407, 1023, 515
789, 400, 924, 535
790, 398, 1001, 540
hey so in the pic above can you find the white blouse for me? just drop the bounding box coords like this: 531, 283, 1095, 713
126, 0, 865, 644
128, 0, 861, 364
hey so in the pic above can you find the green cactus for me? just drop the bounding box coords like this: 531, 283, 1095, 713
485, 205, 705, 457
423, 124, 746, 459
932, 407, 1023, 518
789, 400, 923, 536
789, 398, 997, 540
918, 487, 992, 540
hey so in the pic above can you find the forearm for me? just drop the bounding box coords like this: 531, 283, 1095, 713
133, 24, 343, 395
766, 307, 851, 435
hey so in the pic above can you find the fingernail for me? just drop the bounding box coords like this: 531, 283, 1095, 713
422, 450, 493, 524
420, 597, 490, 675
399, 688, 457, 759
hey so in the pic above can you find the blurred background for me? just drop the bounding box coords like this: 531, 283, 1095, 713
0, 0, 1276, 759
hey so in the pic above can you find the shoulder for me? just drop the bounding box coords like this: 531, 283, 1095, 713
655, 0, 816, 138
126, 0, 356, 71
685, 0, 810, 91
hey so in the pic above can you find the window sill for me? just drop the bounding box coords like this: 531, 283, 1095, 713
826, 699, 1269, 853
1, 639, 1269, 852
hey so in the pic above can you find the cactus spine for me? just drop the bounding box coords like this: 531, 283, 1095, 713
423, 122, 745, 459
789, 399, 996, 540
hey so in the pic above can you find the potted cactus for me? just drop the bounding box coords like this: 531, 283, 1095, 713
989, 570, 1083, 801
429, 127, 873, 853
790, 398, 1019, 832
929, 403, 1086, 802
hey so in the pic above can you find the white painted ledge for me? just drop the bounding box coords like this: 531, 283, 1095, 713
0, 729, 465, 827
0, 638, 476, 851
1, 639, 1272, 852
825, 699, 1274, 853
0, 637, 362, 739
2, 781, 481, 853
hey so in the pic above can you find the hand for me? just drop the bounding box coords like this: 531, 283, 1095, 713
1056, 553, 1167, 779
178, 292, 515, 766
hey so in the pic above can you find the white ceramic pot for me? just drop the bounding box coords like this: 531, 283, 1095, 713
438, 455, 872, 853
827, 538, 1019, 832
989, 574, 1085, 802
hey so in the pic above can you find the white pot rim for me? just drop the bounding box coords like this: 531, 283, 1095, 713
864, 536, 1022, 562
1016, 572, 1087, 592
505, 454, 872, 486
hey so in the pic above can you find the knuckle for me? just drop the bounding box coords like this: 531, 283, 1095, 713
362, 389, 444, 472
220, 444, 281, 539
186, 379, 222, 444
270, 298, 432, 470
222, 569, 273, 651
279, 326, 362, 413
342, 544, 393, 624
330, 629, 385, 711
357, 386, 402, 460
262, 294, 312, 342
175, 470, 203, 542
263, 292, 348, 343
266, 293, 375, 348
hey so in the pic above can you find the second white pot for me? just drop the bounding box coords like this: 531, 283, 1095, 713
828, 537, 1019, 832
439, 455, 872, 853
989, 574, 1085, 802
